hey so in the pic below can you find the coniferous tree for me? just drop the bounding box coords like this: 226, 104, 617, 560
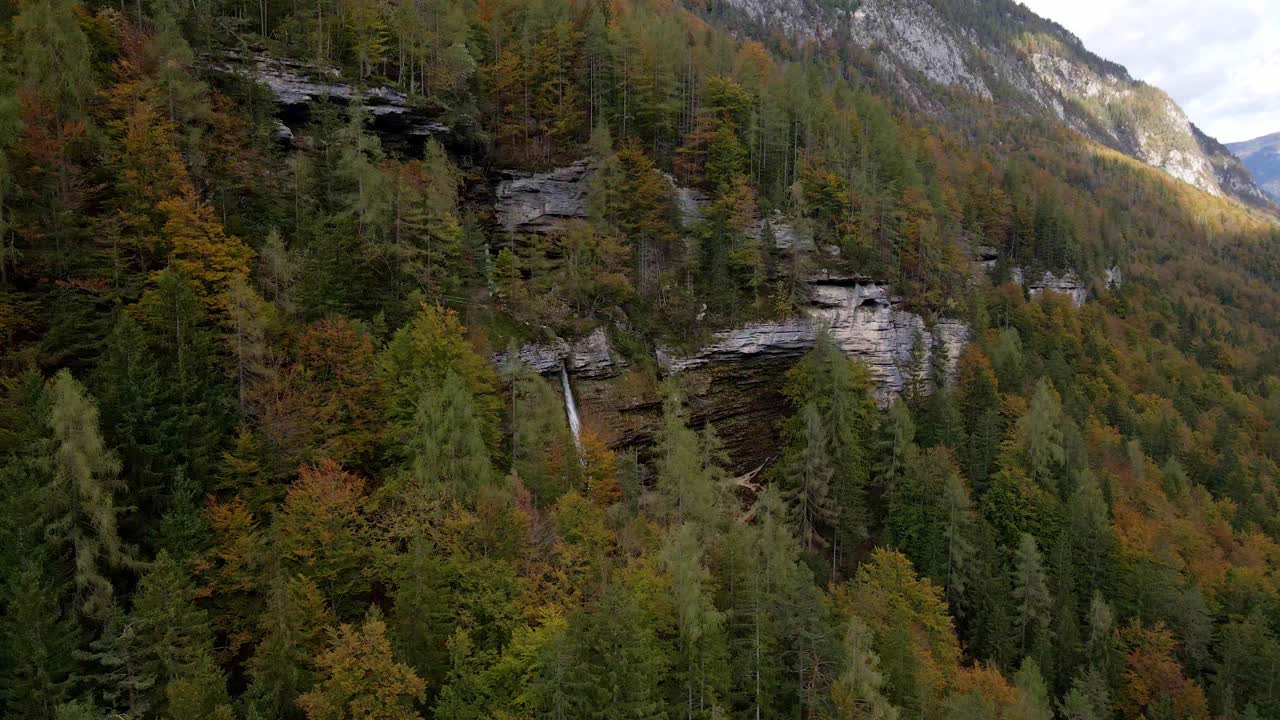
45, 369, 127, 620
1009, 658, 1054, 720
405, 372, 496, 497
831, 617, 899, 720
663, 522, 729, 718
0, 556, 81, 719
656, 385, 723, 526
85, 551, 229, 719
1011, 533, 1052, 661
552, 581, 670, 720
245, 574, 334, 720
784, 401, 837, 556
781, 331, 877, 572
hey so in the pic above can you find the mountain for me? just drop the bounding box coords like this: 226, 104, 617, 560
1228, 132, 1280, 202
715, 0, 1273, 207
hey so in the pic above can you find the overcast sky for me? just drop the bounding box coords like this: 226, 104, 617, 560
1017, 0, 1280, 143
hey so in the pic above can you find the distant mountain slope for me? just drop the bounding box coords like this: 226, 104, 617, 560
1228, 132, 1280, 202
714, 0, 1273, 208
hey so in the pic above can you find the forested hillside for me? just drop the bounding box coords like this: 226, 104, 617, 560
3, 1, 1280, 720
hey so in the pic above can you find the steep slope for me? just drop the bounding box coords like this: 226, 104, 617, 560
715, 0, 1272, 207
1228, 131, 1280, 202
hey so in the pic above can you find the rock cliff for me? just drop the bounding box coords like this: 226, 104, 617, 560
210, 52, 450, 148
509, 276, 968, 471
714, 0, 1271, 207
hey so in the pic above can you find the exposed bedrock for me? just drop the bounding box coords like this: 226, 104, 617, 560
503, 276, 969, 472
210, 52, 451, 147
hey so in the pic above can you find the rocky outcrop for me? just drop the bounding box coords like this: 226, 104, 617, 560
493, 162, 715, 234
1022, 270, 1088, 307
747, 211, 814, 252
662, 275, 967, 402
494, 161, 592, 234
717, 0, 1270, 207
664, 174, 709, 228
211, 52, 450, 144
500, 276, 968, 471
496, 327, 626, 380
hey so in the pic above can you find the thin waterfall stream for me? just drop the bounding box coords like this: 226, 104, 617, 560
559, 361, 583, 453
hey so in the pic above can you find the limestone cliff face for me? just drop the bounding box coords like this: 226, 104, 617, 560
508, 276, 968, 472
661, 275, 968, 403
714, 0, 1271, 207
210, 52, 450, 150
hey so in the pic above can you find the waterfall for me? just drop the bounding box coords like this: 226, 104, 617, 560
559, 362, 583, 453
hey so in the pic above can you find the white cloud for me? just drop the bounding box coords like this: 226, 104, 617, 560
1018, 0, 1280, 142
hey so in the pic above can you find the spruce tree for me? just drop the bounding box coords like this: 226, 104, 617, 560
831, 617, 899, 720
1011, 534, 1052, 660
655, 385, 723, 526
406, 372, 496, 497
245, 575, 334, 720
0, 556, 82, 719
662, 522, 729, 718
784, 401, 837, 556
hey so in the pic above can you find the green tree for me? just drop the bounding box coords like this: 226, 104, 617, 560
655, 385, 724, 526
85, 551, 229, 719
1008, 658, 1053, 720
0, 556, 81, 719
404, 373, 496, 497
782, 331, 877, 572
245, 575, 335, 720
549, 581, 670, 720
1011, 534, 1052, 660
45, 369, 127, 619
784, 401, 838, 556
379, 303, 500, 447
663, 523, 729, 718
831, 617, 899, 720
1014, 379, 1065, 491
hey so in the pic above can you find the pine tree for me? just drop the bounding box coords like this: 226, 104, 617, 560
942, 469, 978, 619
503, 354, 576, 506
875, 399, 916, 492
388, 536, 456, 694
45, 369, 127, 619
86, 551, 229, 719
955, 346, 1002, 488
1008, 658, 1053, 720
782, 330, 877, 571
1060, 669, 1111, 720
1015, 379, 1065, 491
14, 0, 93, 122
552, 582, 669, 720
655, 385, 724, 526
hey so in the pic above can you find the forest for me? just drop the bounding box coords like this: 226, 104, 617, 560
3, 0, 1280, 719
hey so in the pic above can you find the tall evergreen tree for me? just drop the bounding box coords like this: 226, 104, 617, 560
45, 369, 127, 619
1011, 534, 1052, 661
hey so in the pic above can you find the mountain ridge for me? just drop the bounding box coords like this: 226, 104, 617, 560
1228, 131, 1280, 202
710, 0, 1273, 208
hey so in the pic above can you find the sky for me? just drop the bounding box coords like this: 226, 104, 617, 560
1017, 0, 1280, 143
